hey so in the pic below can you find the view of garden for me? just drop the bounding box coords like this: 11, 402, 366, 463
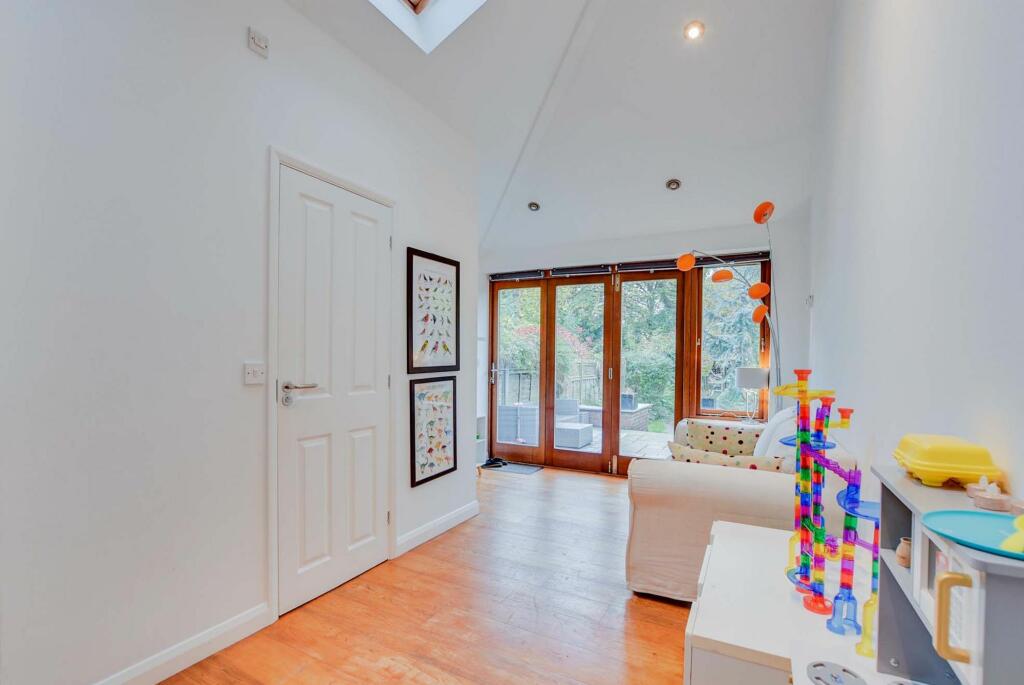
618, 279, 676, 435
700, 264, 762, 412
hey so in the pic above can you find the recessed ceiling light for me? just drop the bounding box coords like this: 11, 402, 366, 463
665, 178, 682, 191
684, 20, 705, 40
528, 202, 540, 212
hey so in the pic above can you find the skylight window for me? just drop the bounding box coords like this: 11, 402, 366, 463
404, 0, 428, 14
365, 0, 490, 53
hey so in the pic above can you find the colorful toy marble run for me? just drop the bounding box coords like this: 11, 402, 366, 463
776, 369, 880, 656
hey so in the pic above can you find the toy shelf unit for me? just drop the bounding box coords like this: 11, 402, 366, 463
873, 460, 1024, 685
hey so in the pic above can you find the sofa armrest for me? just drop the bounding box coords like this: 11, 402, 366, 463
674, 419, 687, 445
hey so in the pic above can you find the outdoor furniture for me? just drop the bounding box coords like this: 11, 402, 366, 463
496, 405, 519, 443
554, 398, 585, 423
518, 405, 539, 445
496, 404, 540, 445
554, 421, 593, 449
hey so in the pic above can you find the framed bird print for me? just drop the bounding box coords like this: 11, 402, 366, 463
409, 376, 457, 487
407, 248, 460, 373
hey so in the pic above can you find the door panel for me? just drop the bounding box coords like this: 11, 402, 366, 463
546, 277, 612, 472
278, 165, 390, 614
489, 281, 546, 465
615, 275, 679, 473
298, 435, 330, 569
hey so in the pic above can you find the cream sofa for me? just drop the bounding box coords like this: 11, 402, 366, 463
625, 415, 854, 601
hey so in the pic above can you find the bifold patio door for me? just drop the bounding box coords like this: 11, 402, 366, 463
489, 272, 683, 474
612, 272, 682, 474
490, 280, 546, 465
546, 276, 613, 472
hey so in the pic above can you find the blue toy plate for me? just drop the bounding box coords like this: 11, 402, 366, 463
779, 434, 837, 450
836, 488, 880, 523
922, 510, 1024, 561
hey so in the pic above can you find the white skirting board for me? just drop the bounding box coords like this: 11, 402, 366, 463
94, 603, 274, 685
92, 501, 478, 684
394, 500, 480, 556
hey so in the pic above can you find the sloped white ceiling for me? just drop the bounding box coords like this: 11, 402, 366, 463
286, 0, 835, 254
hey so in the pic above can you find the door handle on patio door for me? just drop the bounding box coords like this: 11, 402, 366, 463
490, 363, 498, 385
608, 367, 613, 380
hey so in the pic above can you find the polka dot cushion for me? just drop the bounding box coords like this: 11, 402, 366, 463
685, 422, 763, 457
667, 442, 795, 474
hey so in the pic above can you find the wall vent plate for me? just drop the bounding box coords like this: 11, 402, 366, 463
248, 27, 269, 58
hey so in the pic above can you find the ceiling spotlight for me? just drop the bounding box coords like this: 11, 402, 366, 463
684, 20, 705, 40
528, 201, 540, 211
665, 178, 682, 191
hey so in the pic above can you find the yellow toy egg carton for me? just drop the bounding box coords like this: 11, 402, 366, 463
893, 434, 1003, 488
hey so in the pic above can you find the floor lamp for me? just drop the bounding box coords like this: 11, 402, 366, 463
677, 200, 784, 415
736, 366, 769, 422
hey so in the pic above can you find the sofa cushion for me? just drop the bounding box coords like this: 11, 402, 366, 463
753, 405, 798, 458
667, 442, 795, 473
685, 421, 762, 456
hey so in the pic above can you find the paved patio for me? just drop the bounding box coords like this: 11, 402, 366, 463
570, 428, 672, 459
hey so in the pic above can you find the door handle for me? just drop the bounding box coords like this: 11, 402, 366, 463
282, 382, 318, 391
490, 363, 498, 385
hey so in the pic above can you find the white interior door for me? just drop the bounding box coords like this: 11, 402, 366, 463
277, 164, 391, 614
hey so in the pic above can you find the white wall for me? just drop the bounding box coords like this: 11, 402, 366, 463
0, 2, 477, 683
479, 209, 814, 417
809, 1, 1024, 492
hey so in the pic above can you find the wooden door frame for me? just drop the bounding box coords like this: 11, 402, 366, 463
612, 271, 684, 475
268, 147, 396, 618
684, 261, 772, 420
544, 275, 614, 472
487, 255, 772, 476
488, 279, 548, 465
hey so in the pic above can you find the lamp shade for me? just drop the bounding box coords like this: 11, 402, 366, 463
736, 367, 769, 390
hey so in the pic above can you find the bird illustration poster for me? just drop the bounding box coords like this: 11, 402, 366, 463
410, 377, 457, 486
407, 248, 460, 373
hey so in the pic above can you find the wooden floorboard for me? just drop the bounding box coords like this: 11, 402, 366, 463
166, 468, 688, 684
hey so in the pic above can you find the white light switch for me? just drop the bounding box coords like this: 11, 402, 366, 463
244, 363, 267, 385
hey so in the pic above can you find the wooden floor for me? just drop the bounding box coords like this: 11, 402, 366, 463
167, 468, 688, 684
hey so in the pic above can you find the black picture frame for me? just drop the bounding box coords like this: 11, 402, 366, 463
409, 376, 458, 487
407, 247, 460, 374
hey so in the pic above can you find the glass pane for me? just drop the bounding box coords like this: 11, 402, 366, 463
554, 283, 604, 453
620, 279, 676, 459
495, 287, 541, 446
700, 264, 763, 413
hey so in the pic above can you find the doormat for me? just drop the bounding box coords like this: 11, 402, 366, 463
483, 462, 542, 475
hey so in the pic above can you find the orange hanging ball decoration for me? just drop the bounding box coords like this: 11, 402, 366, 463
753, 201, 775, 225
676, 253, 697, 272
748, 282, 771, 299
711, 269, 733, 283
752, 304, 769, 323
